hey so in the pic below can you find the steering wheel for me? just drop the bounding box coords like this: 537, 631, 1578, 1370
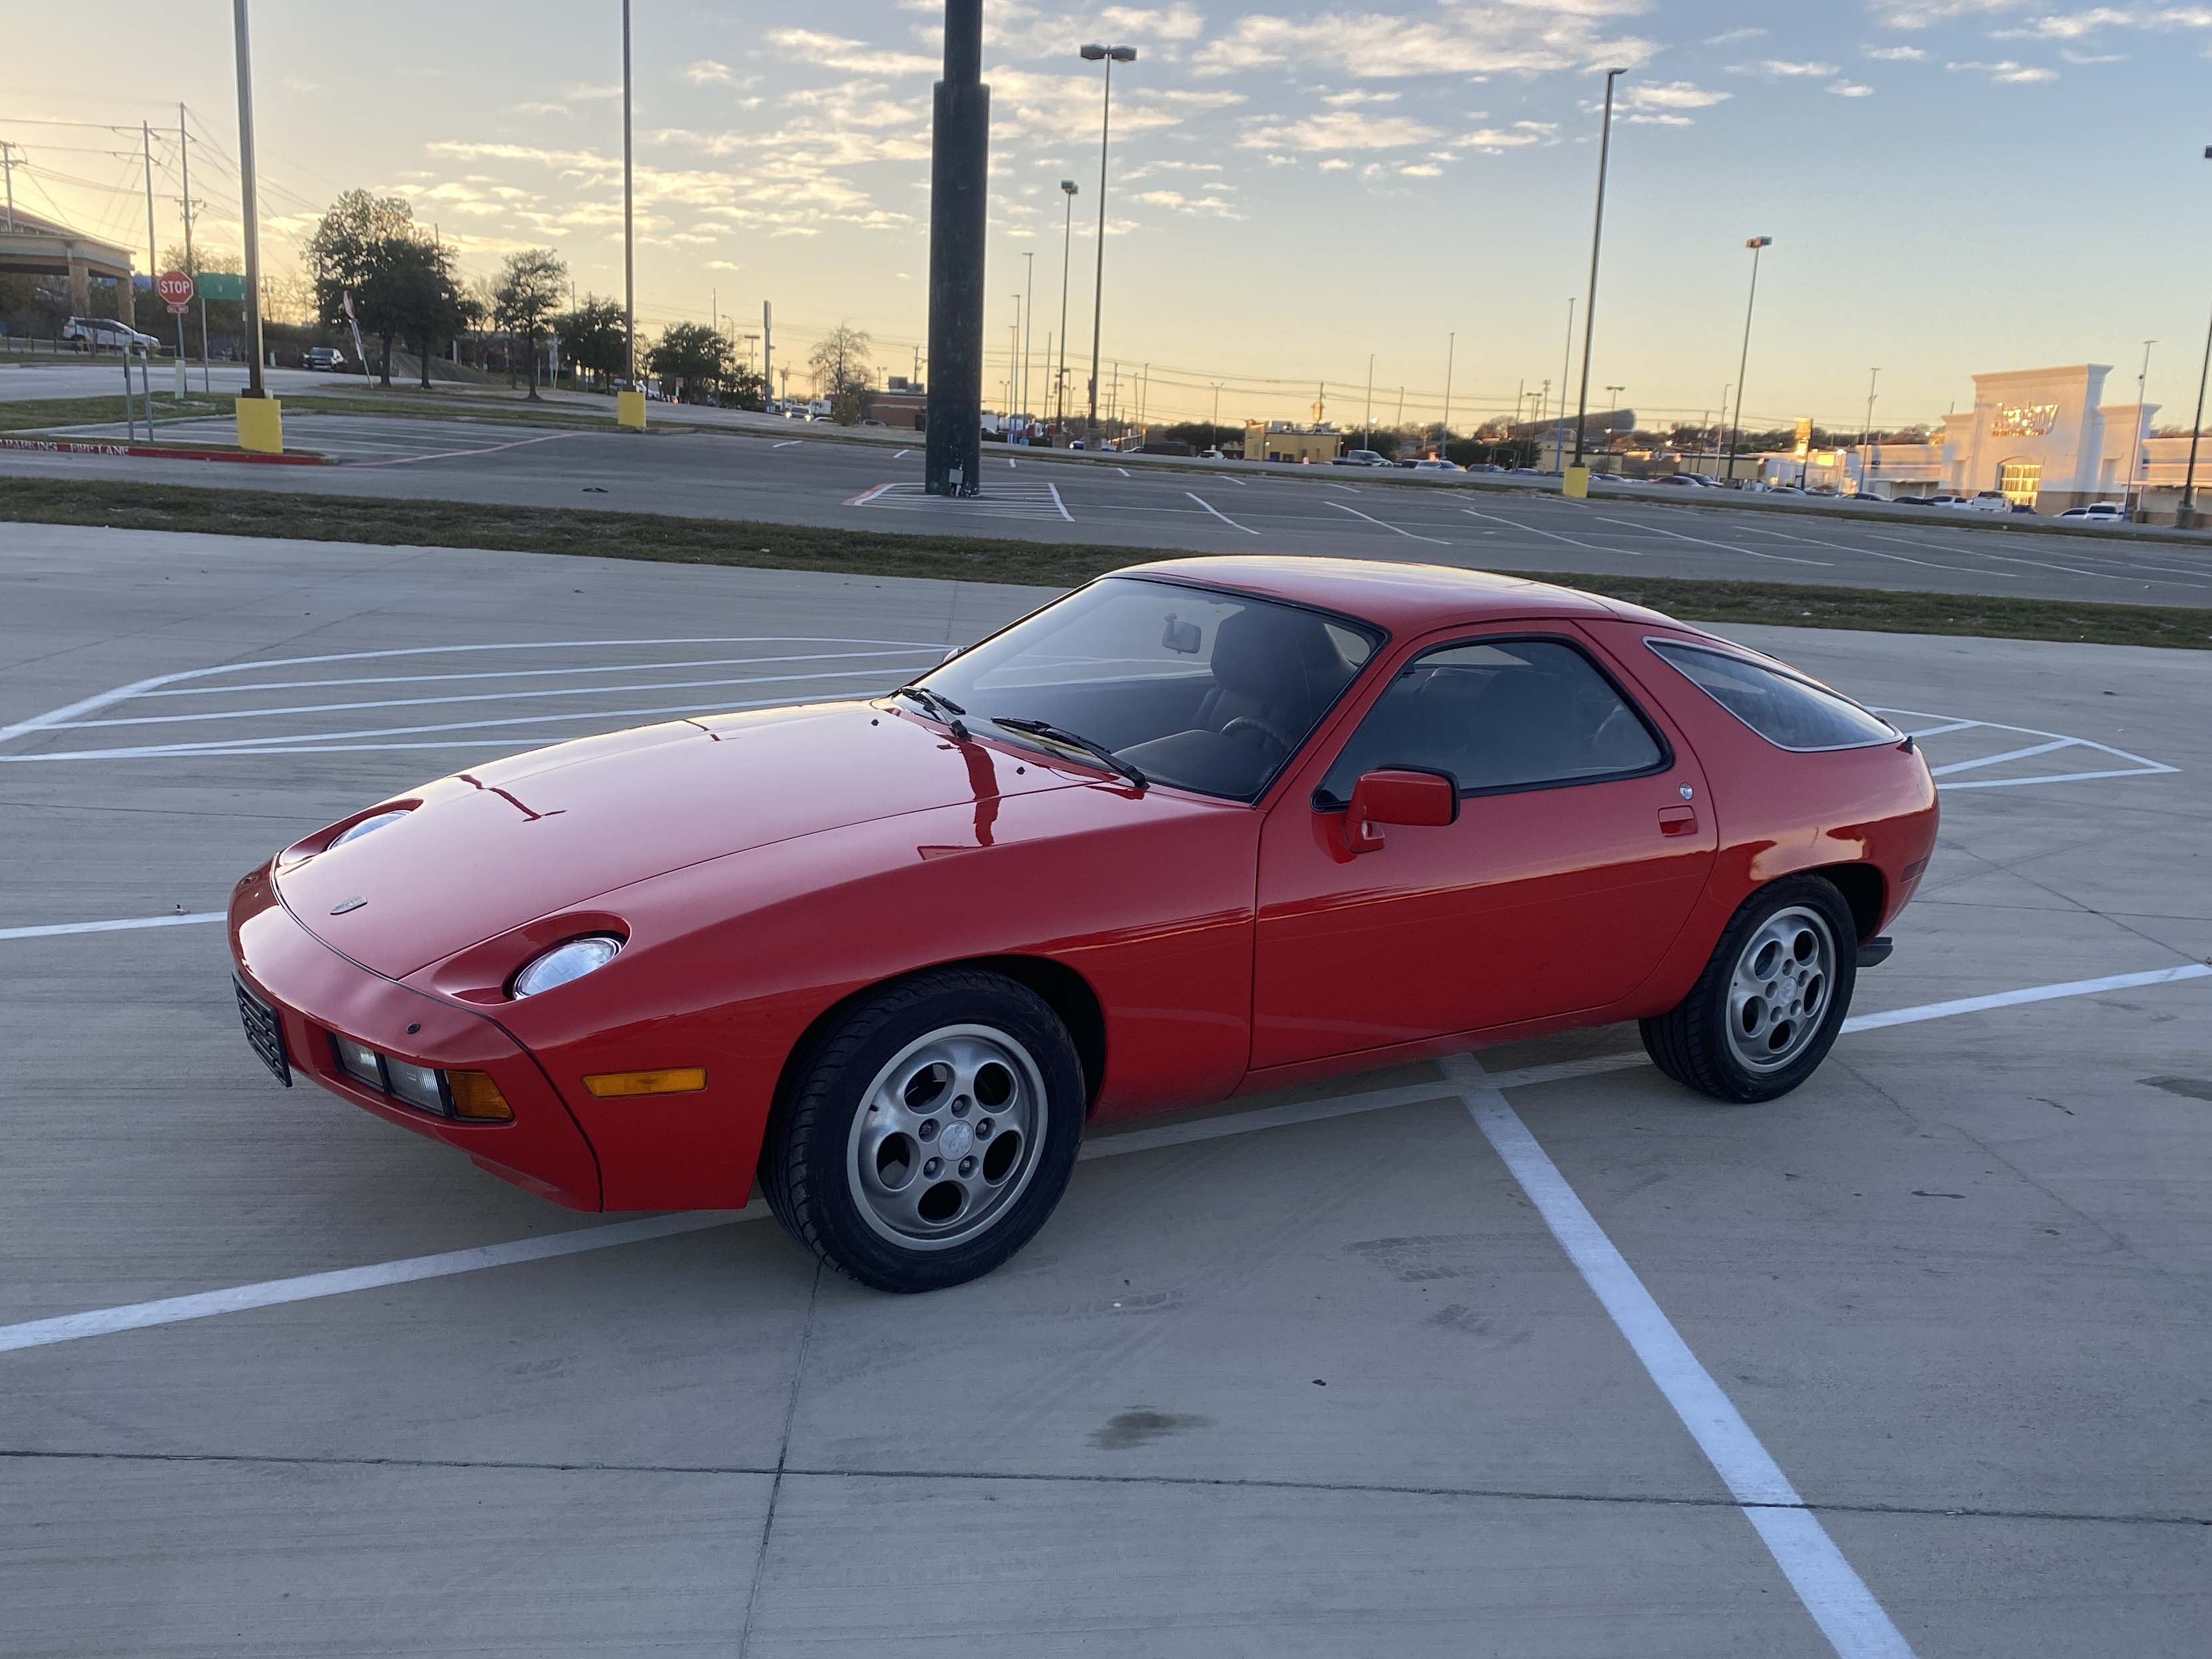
1220, 715, 1295, 761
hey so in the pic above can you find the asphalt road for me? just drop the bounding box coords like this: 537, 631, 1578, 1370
3, 523, 2208, 1656
7, 405, 2212, 607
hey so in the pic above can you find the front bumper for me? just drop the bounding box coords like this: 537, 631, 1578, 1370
228, 862, 603, 1210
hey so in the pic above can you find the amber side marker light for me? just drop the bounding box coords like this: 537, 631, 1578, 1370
447, 1070, 514, 1121
583, 1068, 708, 1099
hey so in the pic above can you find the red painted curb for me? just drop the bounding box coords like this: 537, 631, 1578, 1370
0, 436, 329, 465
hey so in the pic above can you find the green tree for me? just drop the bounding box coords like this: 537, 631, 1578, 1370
717, 365, 767, 411
491, 249, 569, 401
304, 190, 421, 385
555, 297, 628, 390
807, 321, 872, 401
645, 321, 733, 403
379, 237, 471, 389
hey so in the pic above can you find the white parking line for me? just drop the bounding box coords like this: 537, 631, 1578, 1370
1591, 513, 1831, 568
1213, 473, 1248, 487
1451, 1052, 1919, 1659
1929, 738, 2075, 777
1326, 500, 1449, 545
2, 962, 2201, 1354
1187, 491, 1259, 535
0, 911, 226, 941
775, 441, 801, 449
1048, 482, 1073, 523
1461, 507, 1634, 555
350, 432, 579, 469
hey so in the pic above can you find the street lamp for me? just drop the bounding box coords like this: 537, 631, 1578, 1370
1080, 43, 1137, 446
1020, 250, 1035, 442
1055, 179, 1077, 435
1553, 297, 1575, 473
622, 0, 635, 389
1861, 367, 1881, 495
1440, 332, 1455, 460
2125, 338, 2156, 521
1573, 67, 1628, 469
230, 0, 267, 399
2183, 146, 2212, 529
1725, 236, 1772, 483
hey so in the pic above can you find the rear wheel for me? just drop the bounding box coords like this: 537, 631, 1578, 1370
1641, 876, 1858, 1103
761, 969, 1085, 1292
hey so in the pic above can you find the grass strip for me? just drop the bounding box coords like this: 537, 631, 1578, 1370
0, 395, 234, 431
4, 475, 2208, 652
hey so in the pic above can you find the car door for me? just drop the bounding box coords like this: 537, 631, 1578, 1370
1250, 623, 1717, 1070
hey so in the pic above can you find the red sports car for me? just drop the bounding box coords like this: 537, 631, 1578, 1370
230, 557, 1937, 1291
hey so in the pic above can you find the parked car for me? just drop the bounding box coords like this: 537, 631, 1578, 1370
1889, 495, 1934, 506
1927, 495, 1973, 509
61, 316, 162, 354
228, 557, 1936, 1293
1199, 448, 1225, 460
2059, 503, 2129, 523
1846, 492, 1885, 502
303, 346, 347, 372
860, 419, 889, 428
1653, 473, 1718, 489
1410, 459, 1461, 473
1465, 463, 1507, 475
1334, 449, 1391, 467
1963, 492, 2014, 513
1769, 484, 1808, 497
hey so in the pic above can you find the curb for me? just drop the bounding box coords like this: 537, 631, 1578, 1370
0, 437, 329, 467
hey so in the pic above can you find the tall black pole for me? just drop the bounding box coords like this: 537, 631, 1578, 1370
1727, 239, 1769, 483
2182, 147, 2212, 529
1573, 68, 1625, 468
622, 0, 635, 388
925, 0, 989, 495
1055, 180, 1076, 433
1087, 57, 1115, 446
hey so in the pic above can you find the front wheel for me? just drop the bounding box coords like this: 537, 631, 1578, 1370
760, 969, 1086, 1292
1641, 876, 1859, 1103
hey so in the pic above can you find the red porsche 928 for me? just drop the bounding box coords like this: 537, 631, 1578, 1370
230, 558, 1937, 1291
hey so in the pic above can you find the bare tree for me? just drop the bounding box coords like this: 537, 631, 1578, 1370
807, 321, 873, 403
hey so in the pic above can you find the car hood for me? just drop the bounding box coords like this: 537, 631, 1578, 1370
274, 701, 1086, 980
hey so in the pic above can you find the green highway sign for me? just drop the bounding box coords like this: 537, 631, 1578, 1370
193, 272, 245, 303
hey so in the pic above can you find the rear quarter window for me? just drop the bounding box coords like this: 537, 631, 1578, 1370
1648, 640, 1897, 753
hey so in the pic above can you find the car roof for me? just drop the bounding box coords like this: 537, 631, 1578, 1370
1112, 555, 1664, 633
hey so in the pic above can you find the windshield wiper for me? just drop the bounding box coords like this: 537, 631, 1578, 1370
989, 717, 1147, 789
893, 684, 969, 740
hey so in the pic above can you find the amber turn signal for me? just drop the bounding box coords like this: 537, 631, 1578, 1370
447, 1070, 513, 1120
582, 1067, 707, 1098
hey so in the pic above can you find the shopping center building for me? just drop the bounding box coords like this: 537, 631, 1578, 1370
1754, 363, 2202, 515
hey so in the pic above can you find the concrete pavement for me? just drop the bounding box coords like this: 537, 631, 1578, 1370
1, 525, 2207, 1654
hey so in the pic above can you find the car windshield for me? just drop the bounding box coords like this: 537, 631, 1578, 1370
918, 576, 1380, 801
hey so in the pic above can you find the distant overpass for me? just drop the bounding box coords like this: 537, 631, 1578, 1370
0, 206, 133, 320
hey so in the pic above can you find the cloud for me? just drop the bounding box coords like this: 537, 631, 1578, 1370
1728, 59, 1840, 77
1318, 157, 1352, 171
1401, 162, 1443, 177
1864, 45, 1927, 59
683, 61, 757, 89
1237, 111, 1441, 151
2059, 46, 2129, 59
766, 28, 939, 77
1194, 9, 1661, 79
505, 101, 570, 117
1321, 89, 1402, 105
1620, 79, 1731, 109
1945, 57, 2061, 80
1705, 27, 1768, 43
1827, 81, 1876, 95
563, 83, 625, 102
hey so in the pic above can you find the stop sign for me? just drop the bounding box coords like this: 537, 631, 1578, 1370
155, 269, 195, 312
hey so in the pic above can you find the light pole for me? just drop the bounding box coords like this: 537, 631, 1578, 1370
1605, 385, 1623, 449
1365, 353, 1375, 449
2125, 337, 2156, 521
621, 0, 635, 389
1725, 237, 1772, 483
926, 0, 990, 493
1020, 249, 1035, 441
230, 0, 267, 398
1441, 332, 1455, 459
1573, 67, 1628, 468
1055, 179, 1077, 435
1860, 367, 1881, 495
2183, 147, 2212, 529
1211, 380, 1223, 446
1081, 43, 1136, 445
1010, 294, 1021, 432
1553, 297, 1574, 473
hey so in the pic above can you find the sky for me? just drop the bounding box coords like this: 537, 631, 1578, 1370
8, 0, 2212, 433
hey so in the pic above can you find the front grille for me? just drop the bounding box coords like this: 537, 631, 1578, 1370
234, 977, 292, 1087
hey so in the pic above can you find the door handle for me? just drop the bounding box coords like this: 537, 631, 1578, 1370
1657, 805, 1699, 836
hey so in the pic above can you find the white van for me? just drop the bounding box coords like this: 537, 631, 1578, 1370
61, 316, 162, 354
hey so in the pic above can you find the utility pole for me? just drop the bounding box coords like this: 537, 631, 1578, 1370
1365, 353, 1375, 448
1861, 367, 1881, 494
180, 105, 205, 391
927, 0, 990, 491
1573, 67, 1628, 468
1726, 237, 1772, 483
1554, 297, 1575, 473
621, 0, 636, 387
231, 0, 267, 397
0, 140, 17, 231
2125, 338, 2156, 521
763, 301, 773, 408
1055, 179, 1077, 435
141, 123, 157, 303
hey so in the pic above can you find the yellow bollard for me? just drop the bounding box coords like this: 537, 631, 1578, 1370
1562, 465, 1590, 500
616, 389, 647, 430
235, 397, 285, 455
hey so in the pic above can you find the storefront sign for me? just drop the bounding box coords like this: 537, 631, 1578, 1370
1991, 403, 2059, 438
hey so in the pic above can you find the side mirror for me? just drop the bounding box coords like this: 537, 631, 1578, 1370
1343, 768, 1458, 854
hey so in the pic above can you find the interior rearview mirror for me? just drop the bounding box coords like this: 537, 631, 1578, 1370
1343, 768, 1459, 854
1160, 614, 1203, 656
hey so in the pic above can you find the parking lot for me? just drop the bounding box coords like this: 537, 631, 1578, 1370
7, 412, 2212, 607
2, 523, 2209, 1656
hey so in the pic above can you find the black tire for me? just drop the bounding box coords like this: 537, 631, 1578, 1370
1640, 875, 1859, 1104
760, 968, 1086, 1293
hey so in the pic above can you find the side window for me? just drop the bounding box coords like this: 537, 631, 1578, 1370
1319, 638, 1664, 803
1648, 640, 1896, 752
